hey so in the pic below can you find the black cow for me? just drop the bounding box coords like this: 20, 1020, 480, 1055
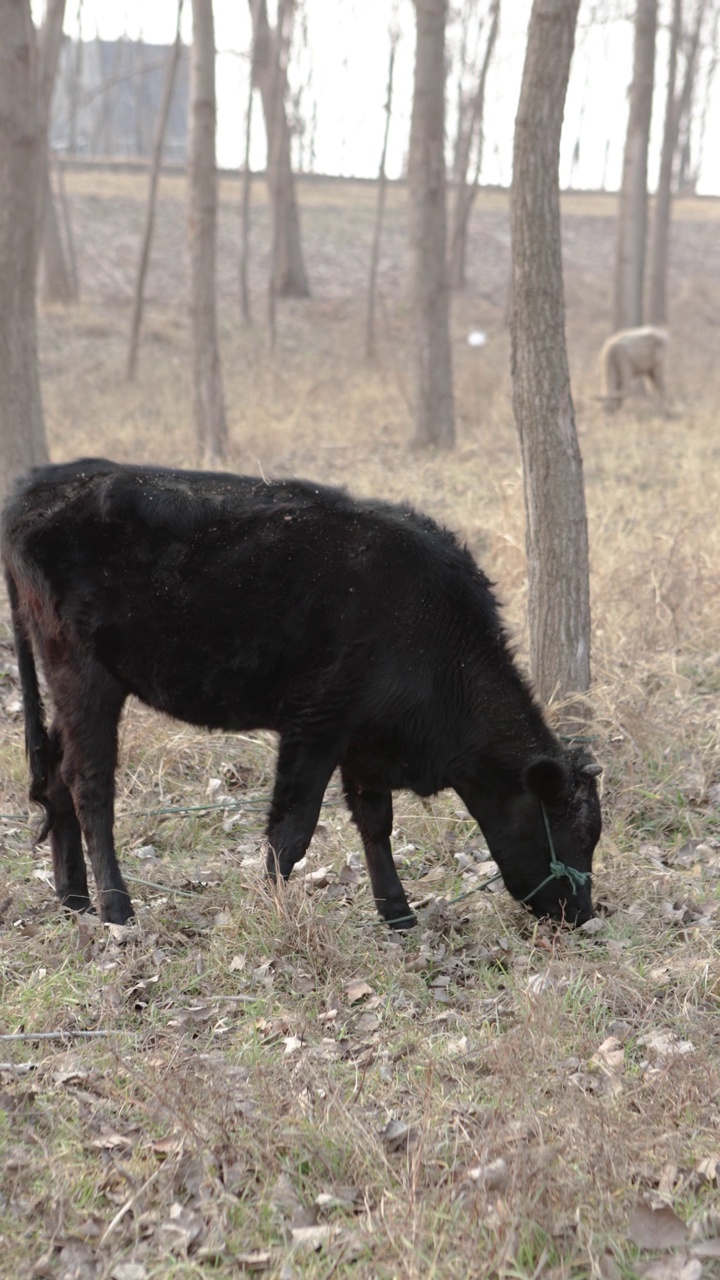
2, 458, 602, 930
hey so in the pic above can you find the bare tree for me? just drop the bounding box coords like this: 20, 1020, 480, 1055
37, 0, 76, 303
248, 0, 309, 300
365, 21, 400, 362
127, 0, 185, 380
673, 0, 708, 191
689, 0, 720, 190
613, 0, 658, 331
511, 0, 590, 715
448, 0, 501, 290
646, 0, 682, 324
0, 0, 48, 497
239, 0, 261, 325
189, 0, 228, 468
408, 0, 455, 449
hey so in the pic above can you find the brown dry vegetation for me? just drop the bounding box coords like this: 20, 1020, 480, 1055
1, 171, 720, 1279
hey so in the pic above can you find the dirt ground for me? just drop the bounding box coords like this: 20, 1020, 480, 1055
1, 171, 720, 1279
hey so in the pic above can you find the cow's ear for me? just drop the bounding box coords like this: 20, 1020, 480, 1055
524, 756, 568, 804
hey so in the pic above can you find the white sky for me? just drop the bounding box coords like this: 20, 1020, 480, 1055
41, 0, 720, 195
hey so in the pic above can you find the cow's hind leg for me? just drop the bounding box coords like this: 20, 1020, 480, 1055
265, 734, 339, 883
44, 721, 91, 912
51, 664, 131, 924
341, 768, 416, 928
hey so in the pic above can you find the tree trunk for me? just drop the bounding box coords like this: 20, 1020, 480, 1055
0, 0, 48, 499
690, 2, 719, 192
408, 0, 455, 449
613, 0, 658, 331
40, 167, 76, 304
36, 0, 74, 303
54, 154, 79, 294
510, 0, 590, 718
646, 0, 682, 325
239, 0, 260, 325
365, 26, 398, 361
249, 0, 310, 299
127, 0, 184, 380
673, 0, 707, 192
189, 0, 228, 469
449, 0, 501, 290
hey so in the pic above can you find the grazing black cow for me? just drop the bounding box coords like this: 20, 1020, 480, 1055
2, 458, 602, 930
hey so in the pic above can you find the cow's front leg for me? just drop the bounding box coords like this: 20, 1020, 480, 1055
265, 734, 339, 882
341, 768, 415, 928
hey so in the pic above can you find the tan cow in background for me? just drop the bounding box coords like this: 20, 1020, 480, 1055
599, 326, 669, 411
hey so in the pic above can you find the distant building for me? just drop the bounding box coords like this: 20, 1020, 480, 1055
50, 37, 190, 160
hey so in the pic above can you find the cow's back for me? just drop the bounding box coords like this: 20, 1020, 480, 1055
2, 459, 510, 745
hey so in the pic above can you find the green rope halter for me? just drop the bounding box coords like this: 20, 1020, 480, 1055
520, 802, 590, 904
372, 801, 590, 928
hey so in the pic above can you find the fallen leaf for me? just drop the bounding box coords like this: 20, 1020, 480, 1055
589, 1036, 625, 1075
315, 1187, 361, 1212
111, 1265, 149, 1280
306, 866, 333, 888
579, 916, 605, 935
56, 1244, 97, 1280
345, 979, 373, 1003
229, 954, 246, 972
271, 1173, 304, 1219
628, 1202, 688, 1250
157, 1202, 205, 1253
381, 1119, 418, 1153
419, 866, 446, 884
696, 1157, 720, 1183
527, 971, 553, 996
350, 1010, 381, 1034
105, 921, 137, 943
290, 1224, 334, 1250
466, 1157, 509, 1190
598, 1250, 623, 1280
54, 1068, 91, 1087
235, 1252, 272, 1271
446, 1035, 469, 1056
152, 1137, 183, 1158
638, 1259, 701, 1280
90, 1131, 133, 1152
638, 1030, 695, 1059
283, 1035, 303, 1056
691, 1239, 720, 1258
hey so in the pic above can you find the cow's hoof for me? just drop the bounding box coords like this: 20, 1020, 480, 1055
384, 909, 417, 930
59, 893, 93, 914
98, 889, 135, 926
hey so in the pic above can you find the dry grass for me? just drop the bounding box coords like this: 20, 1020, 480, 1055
1, 172, 720, 1278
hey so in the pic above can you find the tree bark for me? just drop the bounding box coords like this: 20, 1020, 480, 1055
613, 0, 658, 331
646, 0, 682, 325
189, 0, 228, 469
40, 167, 76, 303
37, 0, 75, 303
127, 0, 184, 380
448, 0, 501, 290
239, 0, 261, 325
249, 0, 309, 299
365, 26, 399, 361
409, 0, 455, 449
510, 0, 590, 717
673, 0, 707, 192
0, 0, 48, 499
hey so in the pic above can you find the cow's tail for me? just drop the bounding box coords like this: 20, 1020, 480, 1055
5, 569, 54, 843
